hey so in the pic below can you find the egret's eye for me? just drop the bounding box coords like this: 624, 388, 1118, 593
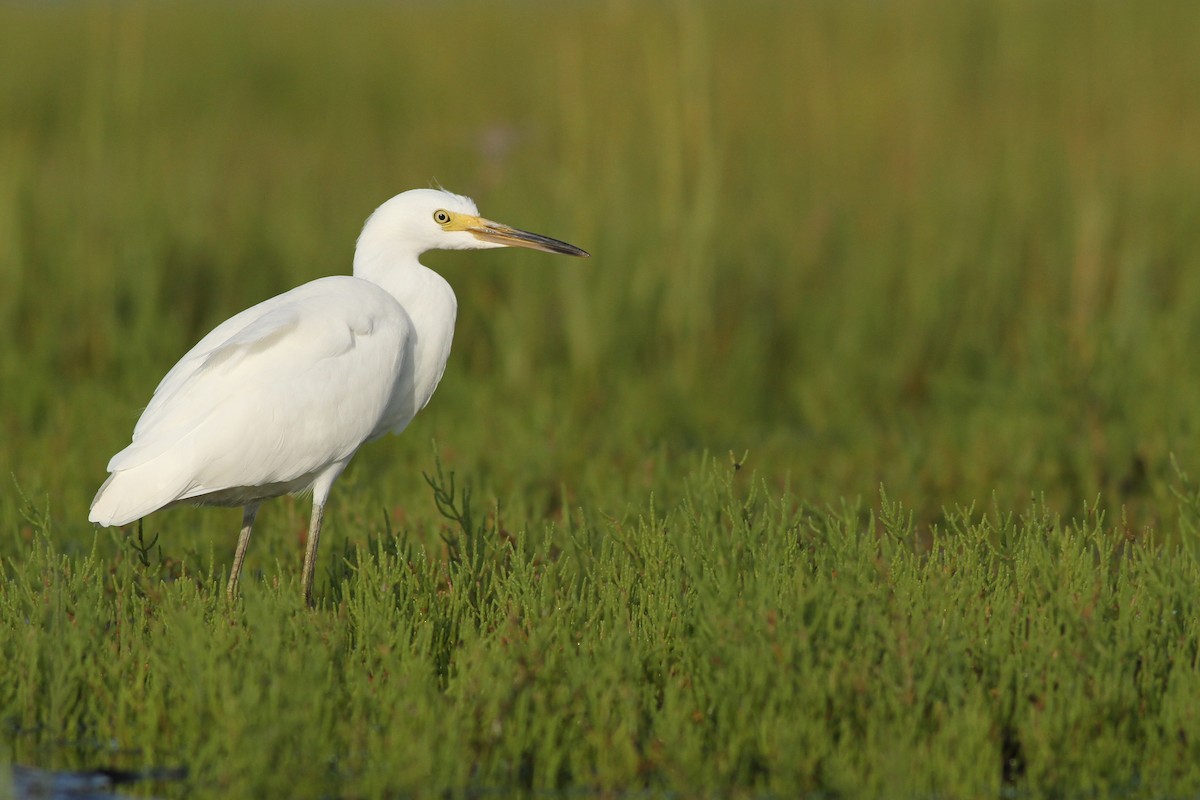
433, 210, 452, 225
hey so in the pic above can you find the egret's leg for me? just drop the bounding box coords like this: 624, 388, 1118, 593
227, 502, 261, 602
301, 500, 325, 608
301, 462, 346, 608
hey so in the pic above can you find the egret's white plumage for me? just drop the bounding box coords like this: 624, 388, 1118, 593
90, 188, 588, 605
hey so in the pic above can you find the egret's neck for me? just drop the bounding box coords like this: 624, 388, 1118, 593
354, 250, 458, 412
354, 247, 454, 317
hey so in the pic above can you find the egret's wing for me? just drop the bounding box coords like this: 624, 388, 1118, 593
128, 306, 301, 443
109, 278, 413, 487
132, 287, 319, 439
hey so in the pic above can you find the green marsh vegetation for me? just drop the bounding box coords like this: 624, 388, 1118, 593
3, 1, 1200, 796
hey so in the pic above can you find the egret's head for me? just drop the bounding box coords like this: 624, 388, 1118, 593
355, 188, 588, 272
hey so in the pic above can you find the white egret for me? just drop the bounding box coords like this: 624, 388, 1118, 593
89, 188, 588, 606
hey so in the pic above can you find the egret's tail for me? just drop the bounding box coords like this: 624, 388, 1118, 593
88, 464, 191, 527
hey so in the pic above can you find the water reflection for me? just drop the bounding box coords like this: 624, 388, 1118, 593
8, 764, 186, 800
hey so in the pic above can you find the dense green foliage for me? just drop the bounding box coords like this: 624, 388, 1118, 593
3, 1, 1200, 796
7, 465, 1200, 797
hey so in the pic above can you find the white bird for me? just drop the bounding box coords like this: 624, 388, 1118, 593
90, 188, 588, 606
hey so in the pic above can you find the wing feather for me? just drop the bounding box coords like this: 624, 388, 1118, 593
108, 277, 413, 490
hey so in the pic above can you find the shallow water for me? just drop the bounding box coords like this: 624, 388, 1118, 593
8, 763, 186, 800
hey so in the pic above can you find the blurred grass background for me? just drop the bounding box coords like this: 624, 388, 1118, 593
4, 0, 1200, 795
3, 1, 1200, 542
